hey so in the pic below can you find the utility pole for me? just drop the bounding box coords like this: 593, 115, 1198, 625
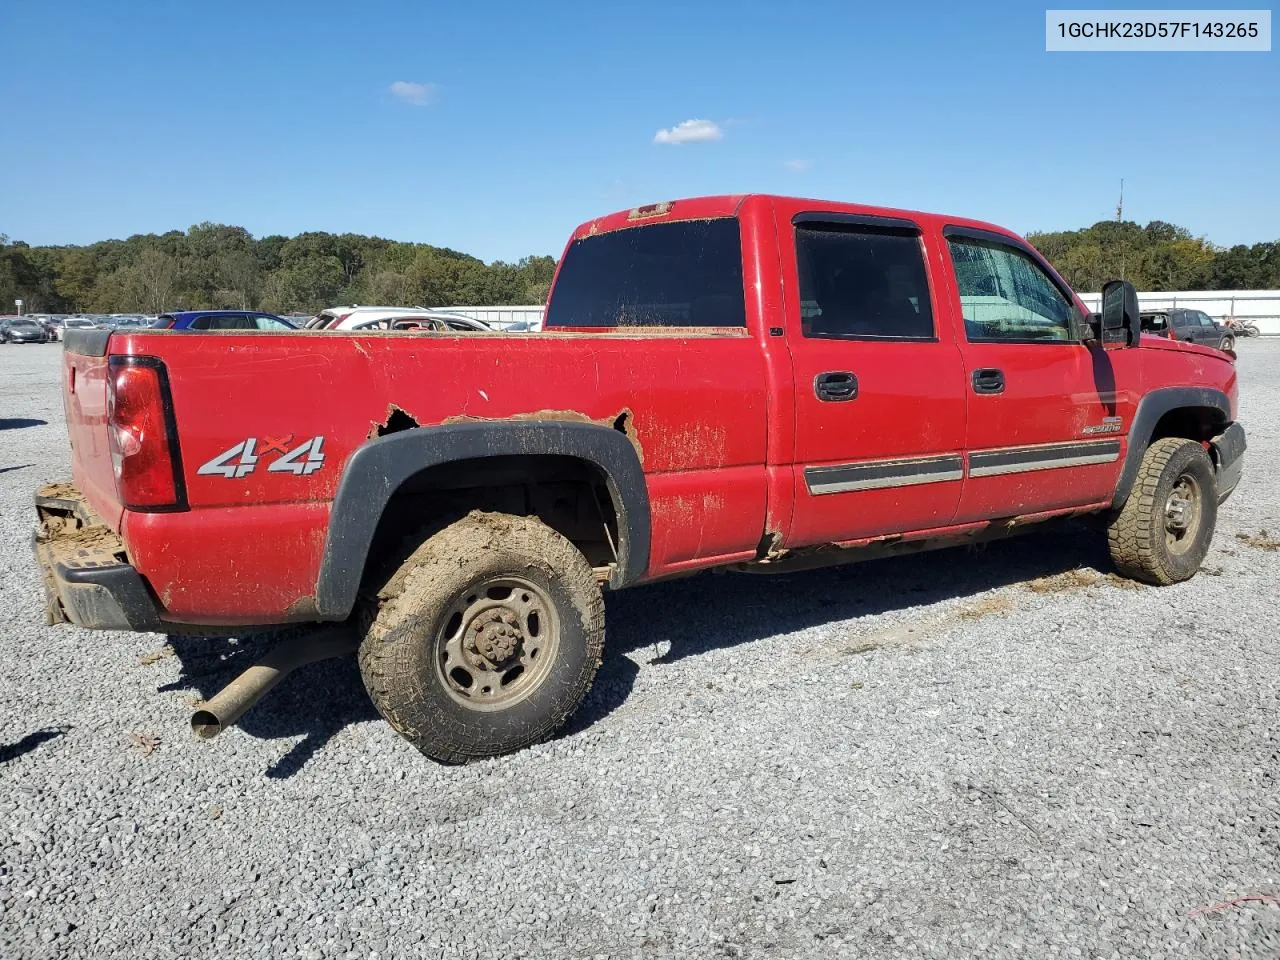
1116, 178, 1126, 281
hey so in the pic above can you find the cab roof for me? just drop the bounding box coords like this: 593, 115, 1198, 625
568, 194, 1021, 245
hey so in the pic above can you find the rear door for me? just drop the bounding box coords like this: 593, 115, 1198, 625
780, 211, 967, 547
942, 227, 1131, 520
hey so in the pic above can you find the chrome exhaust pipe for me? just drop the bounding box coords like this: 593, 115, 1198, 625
191, 625, 359, 740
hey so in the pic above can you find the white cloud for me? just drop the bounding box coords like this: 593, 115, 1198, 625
783, 159, 812, 173
653, 119, 724, 145
389, 81, 438, 106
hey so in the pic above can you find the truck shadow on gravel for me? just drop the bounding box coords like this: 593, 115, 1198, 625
160, 523, 1110, 774
0, 418, 48, 430
568, 522, 1114, 735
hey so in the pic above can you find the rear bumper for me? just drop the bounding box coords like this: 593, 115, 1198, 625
33, 484, 161, 632
1211, 422, 1246, 503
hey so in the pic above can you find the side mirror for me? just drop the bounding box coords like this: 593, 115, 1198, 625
1100, 279, 1141, 348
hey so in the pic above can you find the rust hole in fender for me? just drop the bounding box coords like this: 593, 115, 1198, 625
370, 404, 421, 439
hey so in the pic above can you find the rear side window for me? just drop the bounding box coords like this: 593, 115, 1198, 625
191, 315, 257, 330
545, 218, 745, 328
795, 225, 934, 340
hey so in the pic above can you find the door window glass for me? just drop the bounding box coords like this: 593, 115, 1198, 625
947, 238, 1073, 342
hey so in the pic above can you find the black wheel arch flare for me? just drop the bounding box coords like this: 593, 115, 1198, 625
314, 421, 651, 619
1112, 386, 1233, 509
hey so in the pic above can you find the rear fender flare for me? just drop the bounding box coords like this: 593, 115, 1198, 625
1112, 386, 1232, 508
314, 421, 650, 619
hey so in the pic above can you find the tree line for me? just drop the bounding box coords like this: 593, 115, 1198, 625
0, 223, 557, 316
1027, 220, 1278, 292
2, 218, 1278, 317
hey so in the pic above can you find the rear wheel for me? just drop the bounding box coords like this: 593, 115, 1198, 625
1107, 438, 1217, 585
359, 511, 604, 763
1218, 334, 1235, 352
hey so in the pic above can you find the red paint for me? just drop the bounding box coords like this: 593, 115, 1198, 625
58, 195, 1240, 625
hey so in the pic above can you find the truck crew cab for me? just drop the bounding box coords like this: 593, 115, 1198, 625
35, 195, 1246, 762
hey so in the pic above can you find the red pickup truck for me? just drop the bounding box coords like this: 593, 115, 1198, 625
35, 195, 1245, 762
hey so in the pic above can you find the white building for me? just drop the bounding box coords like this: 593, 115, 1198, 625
1077, 289, 1280, 335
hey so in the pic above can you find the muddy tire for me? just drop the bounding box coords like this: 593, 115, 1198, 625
1107, 438, 1217, 585
358, 511, 604, 763
1218, 334, 1235, 352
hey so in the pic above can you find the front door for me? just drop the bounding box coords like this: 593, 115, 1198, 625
1192, 310, 1221, 346
942, 228, 1133, 522
782, 215, 967, 548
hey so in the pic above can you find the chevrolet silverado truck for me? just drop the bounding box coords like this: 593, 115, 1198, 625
34, 195, 1246, 762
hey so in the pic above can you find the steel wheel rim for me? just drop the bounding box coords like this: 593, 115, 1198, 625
1164, 473, 1202, 555
434, 575, 560, 711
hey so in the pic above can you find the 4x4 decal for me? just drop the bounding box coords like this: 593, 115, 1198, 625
198, 436, 326, 478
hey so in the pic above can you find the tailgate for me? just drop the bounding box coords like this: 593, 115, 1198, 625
62, 328, 124, 530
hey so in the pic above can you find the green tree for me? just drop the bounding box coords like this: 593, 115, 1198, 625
135, 249, 181, 313
1029, 220, 1224, 292
55, 248, 100, 310
218, 250, 260, 309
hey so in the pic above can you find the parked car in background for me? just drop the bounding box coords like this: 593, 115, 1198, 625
1, 318, 52, 343
1141, 308, 1235, 352
41, 317, 66, 341
306, 305, 491, 332
26, 315, 66, 340
303, 305, 419, 329
104, 315, 152, 330
151, 310, 297, 331
347, 312, 491, 333
349, 314, 495, 333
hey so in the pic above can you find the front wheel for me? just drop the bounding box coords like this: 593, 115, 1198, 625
1107, 438, 1218, 585
359, 511, 605, 763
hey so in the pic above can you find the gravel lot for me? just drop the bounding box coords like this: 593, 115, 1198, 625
1, 339, 1277, 959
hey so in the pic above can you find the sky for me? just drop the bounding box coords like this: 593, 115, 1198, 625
1, 1, 1277, 261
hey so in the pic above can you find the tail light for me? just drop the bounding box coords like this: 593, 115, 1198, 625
107, 356, 187, 511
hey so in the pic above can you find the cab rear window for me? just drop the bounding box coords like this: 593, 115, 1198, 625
545, 218, 746, 328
